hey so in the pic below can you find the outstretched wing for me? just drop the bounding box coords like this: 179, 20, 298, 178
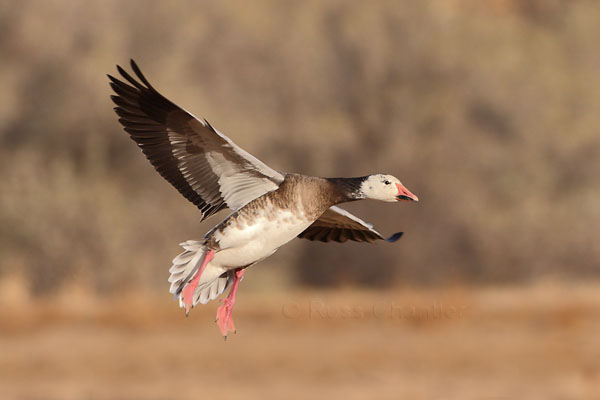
298, 206, 403, 243
108, 60, 284, 221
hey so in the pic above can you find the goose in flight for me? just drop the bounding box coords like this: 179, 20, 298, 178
108, 60, 418, 338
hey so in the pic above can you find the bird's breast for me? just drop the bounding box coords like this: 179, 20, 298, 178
209, 204, 313, 269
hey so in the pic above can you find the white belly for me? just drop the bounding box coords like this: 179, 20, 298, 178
210, 209, 312, 269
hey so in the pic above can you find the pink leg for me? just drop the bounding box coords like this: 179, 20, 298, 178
216, 268, 245, 339
182, 250, 215, 316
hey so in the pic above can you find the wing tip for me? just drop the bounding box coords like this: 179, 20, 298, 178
116, 63, 128, 78
385, 232, 403, 243
129, 59, 155, 89
114, 61, 147, 90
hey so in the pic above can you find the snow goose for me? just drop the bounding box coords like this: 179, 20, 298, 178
108, 60, 418, 338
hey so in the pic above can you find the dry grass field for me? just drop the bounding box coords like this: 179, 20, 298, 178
1, 281, 599, 400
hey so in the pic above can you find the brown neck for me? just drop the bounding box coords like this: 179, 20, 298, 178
325, 177, 367, 204
273, 174, 367, 220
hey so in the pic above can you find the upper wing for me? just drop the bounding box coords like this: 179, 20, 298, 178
298, 206, 403, 244
108, 60, 284, 221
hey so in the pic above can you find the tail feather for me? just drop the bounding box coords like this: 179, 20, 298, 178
195, 271, 234, 305
171, 250, 198, 267
169, 240, 206, 296
169, 240, 232, 311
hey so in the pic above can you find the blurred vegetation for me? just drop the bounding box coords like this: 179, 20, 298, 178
0, 0, 598, 295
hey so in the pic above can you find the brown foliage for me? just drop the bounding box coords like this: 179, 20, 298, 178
0, 0, 598, 293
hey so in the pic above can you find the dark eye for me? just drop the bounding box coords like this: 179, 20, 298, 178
384, 180, 391, 185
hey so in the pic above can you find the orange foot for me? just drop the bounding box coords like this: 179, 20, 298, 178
216, 298, 236, 337
215, 268, 245, 339
182, 250, 215, 315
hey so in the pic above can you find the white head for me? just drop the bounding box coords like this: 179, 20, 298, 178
359, 174, 419, 202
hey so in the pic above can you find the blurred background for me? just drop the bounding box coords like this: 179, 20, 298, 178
0, 0, 599, 399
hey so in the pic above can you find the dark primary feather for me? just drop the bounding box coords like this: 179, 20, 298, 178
298, 206, 403, 243
108, 61, 224, 218
108, 60, 283, 221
